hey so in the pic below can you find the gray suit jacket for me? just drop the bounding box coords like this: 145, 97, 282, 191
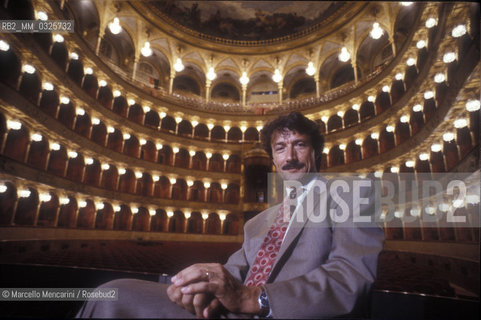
224, 176, 385, 318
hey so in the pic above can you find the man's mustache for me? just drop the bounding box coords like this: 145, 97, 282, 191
282, 162, 305, 170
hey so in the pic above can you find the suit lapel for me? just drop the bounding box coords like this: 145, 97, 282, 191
244, 204, 281, 267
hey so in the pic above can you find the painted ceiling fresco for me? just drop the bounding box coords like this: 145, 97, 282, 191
149, 1, 345, 40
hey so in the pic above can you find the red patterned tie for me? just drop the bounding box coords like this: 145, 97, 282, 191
245, 194, 294, 287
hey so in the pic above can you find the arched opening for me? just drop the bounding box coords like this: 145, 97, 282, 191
0, 46, 21, 88
123, 135, 140, 158
154, 176, 171, 199
127, 103, 144, 125
118, 169, 136, 194
327, 115, 342, 132
244, 160, 269, 203
145, 110, 160, 129
77, 199, 95, 229
68, 0, 99, 48
0, 182, 17, 225
189, 181, 205, 202
57, 101, 76, 129
173, 75, 201, 96
95, 203, 114, 230
132, 207, 150, 232
174, 148, 190, 168
375, 91, 391, 114
171, 179, 187, 201
330, 64, 355, 89
345, 140, 362, 164
47, 145, 68, 177
316, 119, 326, 134
227, 127, 242, 141
194, 123, 209, 138
404, 65, 418, 89
435, 82, 448, 107
74, 113, 92, 139
91, 121, 107, 146
157, 145, 173, 165
208, 182, 223, 203
39, 89, 59, 117
206, 213, 221, 234
83, 158, 101, 187
415, 45, 428, 72
14, 187, 38, 226
226, 154, 241, 173
114, 205, 132, 231
178, 120, 193, 136
65, 153, 85, 182
211, 82, 240, 102
27, 137, 49, 170
359, 101, 375, 122
19, 71, 41, 104
150, 209, 167, 232
107, 129, 123, 153
97, 86, 113, 109
67, 59, 84, 85
356, 28, 390, 76
101, 18, 135, 68
328, 145, 344, 167
390, 79, 405, 105
136, 173, 154, 197
379, 129, 395, 153
211, 126, 225, 140
81, 74, 98, 99
209, 153, 224, 172
57, 196, 77, 228
415, 159, 431, 174
141, 140, 157, 162
403, 209, 422, 241
168, 211, 185, 233
410, 110, 424, 135
446, 60, 458, 87
223, 214, 240, 235
443, 140, 459, 171
385, 217, 404, 240
5, 0, 34, 20
423, 98, 436, 122
187, 212, 203, 233
192, 152, 207, 171
37, 192, 58, 227
112, 96, 128, 117
100, 165, 119, 191
244, 127, 259, 141
3, 125, 29, 162
50, 42, 68, 70
343, 109, 359, 128
429, 150, 445, 173
361, 136, 379, 159
289, 77, 316, 99
161, 115, 176, 132
457, 127, 473, 158
137, 61, 162, 88
395, 121, 411, 145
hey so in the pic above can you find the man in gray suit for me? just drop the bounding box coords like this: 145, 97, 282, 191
77, 112, 384, 318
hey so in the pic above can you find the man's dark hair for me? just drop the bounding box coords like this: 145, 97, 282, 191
260, 112, 324, 170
